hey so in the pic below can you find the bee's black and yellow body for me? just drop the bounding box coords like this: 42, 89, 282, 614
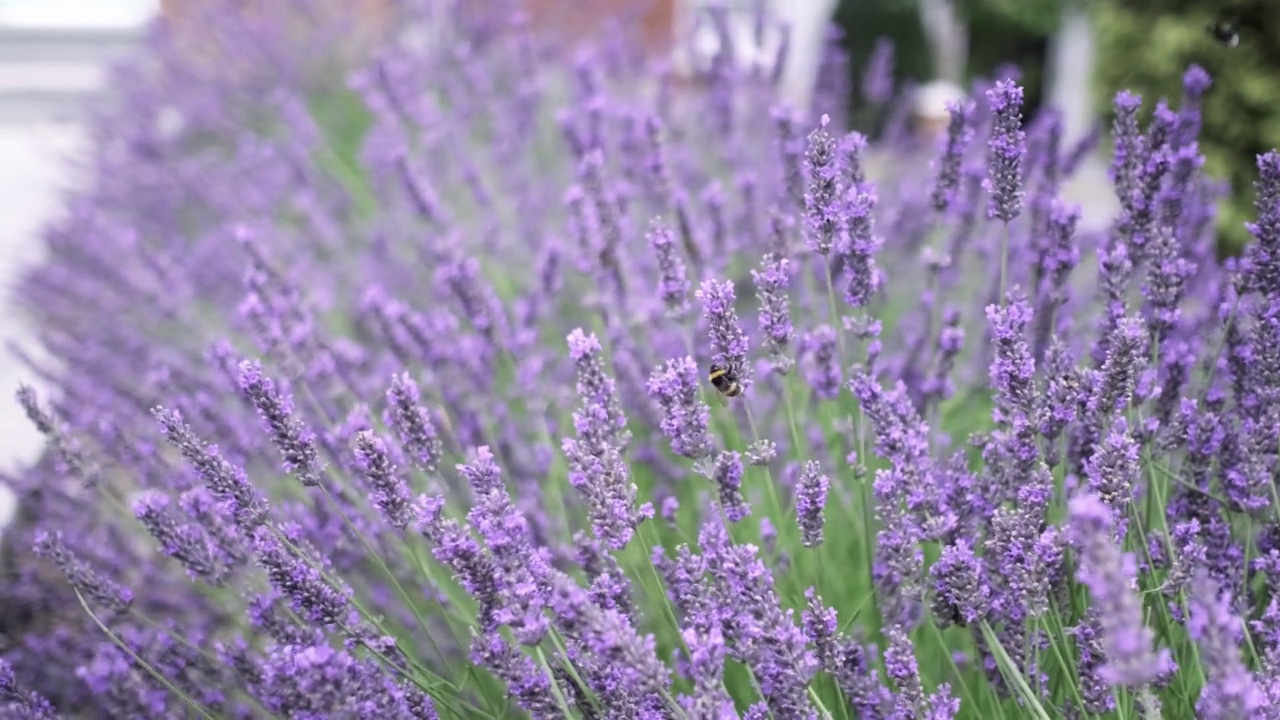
708, 363, 742, 398
1207, 20, 1240, 47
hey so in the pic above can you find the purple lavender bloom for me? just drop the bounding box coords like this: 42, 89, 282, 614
567, 328, 628, 448
132, 490, 229, 584
384, 372, 444, 474
397, 154, 447, 225
842, 131, 869, 190
648, 218, 691, 317
1083, 419, 1140, 525
573, 531, 635, 618
563, 329, 649, 549
15, 384, 99, 486
862, 38, 895, 106
1176, 65, 1212, 147
461, 446, 550, 645
353, 430, 416, 531
1110, 91, 1144, 204
804, 114, 843, 256
259, 643, 429, 719
747, 439, 778, 466
983, 80, 1026, 222
33, 531, 132, 616
1069, 494, 1170, 688
932, 99, 977, 213
661, 496, 681, 526
752, 253, 794, 374
548, 571, 669, 696
647, 356, 713, 460
237, 359, 325, 486
252, 525, 358, 631
0, 659, 59, 719
840, 188, 882, 307
700, 523, 817, 718
680, 625, 736, 720
795, 461, 829, 548
931, 538, 989, 627
1188, 570, 1266, 719
653, 542, 714, 635
802, 588, 839, 669
1087, 315, 1148, 418
415, 495, 502, 630
153, 407, 269, 529
884, 624, 925, 712
921, 308, 965, 408
774, 106, 806, 210
437, 252, 508, 345
1038, 200, 1081, 300
986, 288, 1036, 422
712, 451, 750, 523
470, 635, 563, 720
798, 325, 841, 399
1245, 151, 1280, 296
697, 279, 752, 391
1071, 615, 1118, 714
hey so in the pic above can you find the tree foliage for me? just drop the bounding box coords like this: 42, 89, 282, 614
1092, 0, 1280, 251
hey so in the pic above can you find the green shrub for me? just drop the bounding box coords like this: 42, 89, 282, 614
1093, 0, 1280, 252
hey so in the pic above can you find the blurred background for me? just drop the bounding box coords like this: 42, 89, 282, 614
0, 0, 1274, 474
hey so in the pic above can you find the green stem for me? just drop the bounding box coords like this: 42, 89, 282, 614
319, 486, 453, 676
980, 622, 1053, 720
77, 592, 217, 720
535, 646, 576, 718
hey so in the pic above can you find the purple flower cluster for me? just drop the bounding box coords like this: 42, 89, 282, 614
4, 2, 1280, 718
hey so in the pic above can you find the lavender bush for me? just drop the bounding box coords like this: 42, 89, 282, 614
3, 2, 1279, 718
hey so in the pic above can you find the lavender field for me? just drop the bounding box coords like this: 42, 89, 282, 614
0, 3, 1273, 719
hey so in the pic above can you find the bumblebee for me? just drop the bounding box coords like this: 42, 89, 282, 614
1207, 17, 1241, 47
708, 363, 743, 398
1207, 5, 1263, 48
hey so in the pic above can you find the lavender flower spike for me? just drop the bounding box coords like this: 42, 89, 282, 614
647, 217, 691, 317
154, 406, 269, 529
680, 625, 735, 718
384, 372, 444, 474
353, 430, 416, 531
0, 659, 58, 720
1245, 150, 1280, 296
799, 325, 841, 399
133, 490, 229, 584
461, 446, 550, 645
697, 278, 752, 391
1188, 570, 1266, 719
983, 79, 1026, 223
237, 359, 325, 486
647, 356, 714, 460
1069, 494, 1170, 688
548, 571, 670, 696
795, 461, 829, 547
932, 99, 976, 213
752, 252, 794, 374
712, 451, 750, 523
564, 329, 651, 549
33, 531, 132, 615
804, 114, 843, 256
